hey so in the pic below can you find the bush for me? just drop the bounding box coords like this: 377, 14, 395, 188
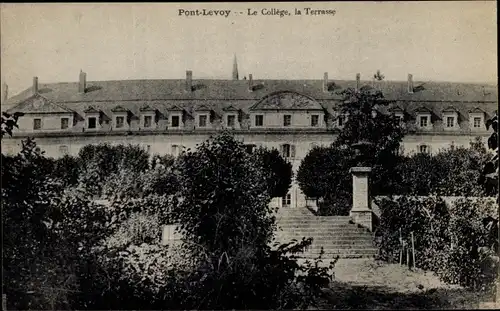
375, 196, 498, 291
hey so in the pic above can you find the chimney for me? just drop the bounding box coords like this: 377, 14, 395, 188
2, 83, 8, 102
79, 70, 87, 93
323, 72, 328, 92
248, 74, 253, 92
185, 70, 193, 92
33, 76, 39, 95
407, 74, 414, 93
356, 73, 360, 90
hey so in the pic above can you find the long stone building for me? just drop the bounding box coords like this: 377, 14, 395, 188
1, 61, 498, 208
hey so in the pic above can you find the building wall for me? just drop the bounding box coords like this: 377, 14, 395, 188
1, 131, 490, 208
16, 113, 74, 133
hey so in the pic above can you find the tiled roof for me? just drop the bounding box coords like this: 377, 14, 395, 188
4, 78, 498, 120
10, 93, 73, 114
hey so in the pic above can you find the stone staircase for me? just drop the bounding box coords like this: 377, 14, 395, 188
273, 208, 378, 259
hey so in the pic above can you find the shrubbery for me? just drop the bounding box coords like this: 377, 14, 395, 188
300, 138, 493, 216
3, 134, 330, 310
375, 196, 498, 292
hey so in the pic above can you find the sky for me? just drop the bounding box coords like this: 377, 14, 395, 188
0, 2, 497, 97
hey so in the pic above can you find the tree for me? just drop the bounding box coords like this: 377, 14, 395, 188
171, 133, 333, 309
298, 85, 405, 214
1, 111, 24, 138
252, 146, 293, 198
481, 112, 498, 196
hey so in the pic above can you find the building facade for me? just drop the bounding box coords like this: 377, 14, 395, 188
2, 65, 498, 208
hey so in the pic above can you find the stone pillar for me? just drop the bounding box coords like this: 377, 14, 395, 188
349, 167, 373, 231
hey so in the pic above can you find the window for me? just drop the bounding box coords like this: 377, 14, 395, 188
227, 115, 236, 127
255, 115, 264, 127
143, 115, 153, 128
171, 115, 180, 128
282, 193, 292, 207
338, 115, 344, 127
115, 116, 125, 128
446, 117, 455, 128
419, 116, 428, 128
61, 118, 69, 129
419, 145, 429, 154
59, 145, 68, 155
311, 115, 319, 127
198, 115, 208, 127
281, 144, 295, 158
88, 117, 97, 129
395, 115, 403, 124
283, 114, 292, 127
33, 118, 42, 130
473, 117, 482, 128
244, 144, 256, 154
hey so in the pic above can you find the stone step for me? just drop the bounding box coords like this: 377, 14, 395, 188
276, 226, 369, 231
273, 236, 373, 242
276, 228, 370, 236
277, 242, 375, 250
296, 250, 378, 259
277, 222, 367, 227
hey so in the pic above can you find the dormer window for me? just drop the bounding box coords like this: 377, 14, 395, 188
143, 115, 153, 128
415, 107, 433, 130
84, 106, 101, 130
446, 116, 455, 128
171, 115, 180, 127
139, 105, 157, 130
194, 104, 213, 129
469, 107, 486, 131
111, 105, 129, 130
88, 117, 97, 129
419, 116, 429, 128
227, 115, 236, 127
473, 117, 482, 128
115, 116, 125, 128
223, 105, 241, 129
442, 106, 459, 130
198, 114, 208, 127
167, 105, 185, 129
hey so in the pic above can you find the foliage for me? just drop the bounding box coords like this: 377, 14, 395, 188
141, 164, 180, 197
253, 146, 293, 198
480, 112, 499, 196
298, 86, 404, 214
1, 138, 77, 310
169, 133, 333, 309
394, 138, 490, 196
77, 143, 150, 196
1, 111, 24, 138
375, 196, 498, 291
52, 155, 80, 188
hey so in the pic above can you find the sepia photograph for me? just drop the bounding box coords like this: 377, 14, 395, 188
1, 1, 498, 309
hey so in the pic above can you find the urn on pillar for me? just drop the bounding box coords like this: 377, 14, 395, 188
349, 166, 373, 231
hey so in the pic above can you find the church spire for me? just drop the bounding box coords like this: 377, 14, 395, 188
232, 54, 239, 80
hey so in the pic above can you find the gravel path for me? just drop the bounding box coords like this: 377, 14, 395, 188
313, 258, 495, 309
